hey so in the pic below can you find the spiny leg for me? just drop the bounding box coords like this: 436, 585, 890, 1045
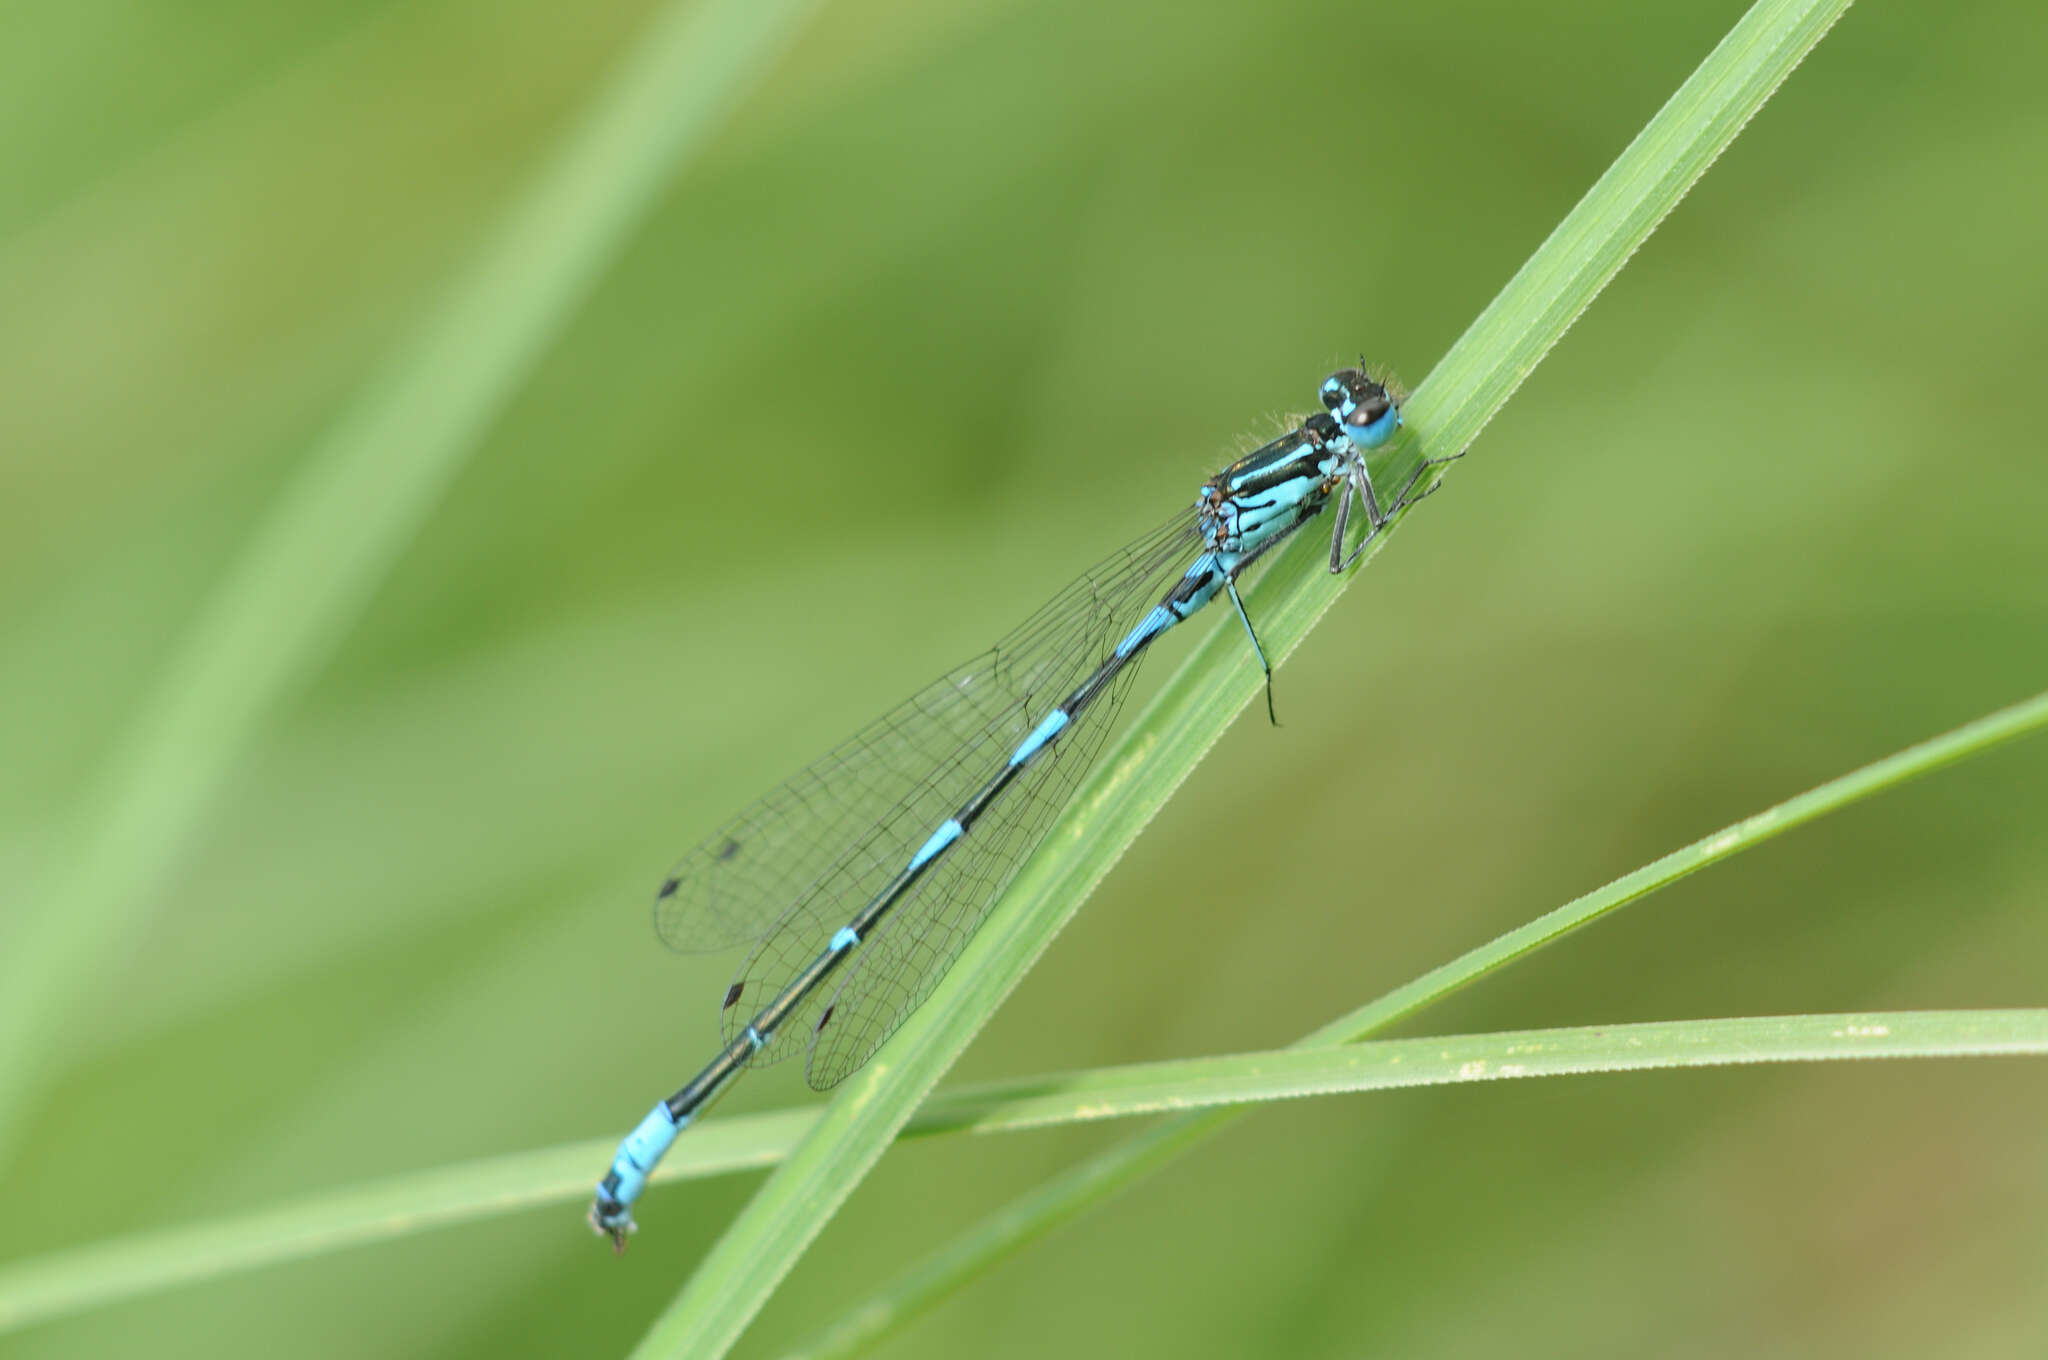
1350, 452, 1387, 539
1381, 443, 1469, 516
1215, 507, 1321, 726
1331, 444, 1469, 572
1223, 572, 1279, 725
1331, 457, 1394, 572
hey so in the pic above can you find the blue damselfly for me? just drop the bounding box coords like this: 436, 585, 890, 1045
591, 366, 1449, 1247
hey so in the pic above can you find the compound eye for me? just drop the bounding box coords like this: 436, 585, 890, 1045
1318, 371, 1356, 414
1346, 391, 1401, 451
1320, 368, 1378, 407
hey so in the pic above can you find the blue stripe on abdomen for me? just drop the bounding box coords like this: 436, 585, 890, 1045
909, 818, 964, 869
1008, 708, 1070, 766
1114, 605, 1174, 659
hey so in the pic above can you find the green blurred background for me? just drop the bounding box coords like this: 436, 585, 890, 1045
4, 0, 2046, 1354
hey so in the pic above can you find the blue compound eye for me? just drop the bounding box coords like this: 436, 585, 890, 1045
1346, 396, 1398, 448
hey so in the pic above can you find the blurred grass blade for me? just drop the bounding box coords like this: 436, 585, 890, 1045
0, 0, 822, 1156
0, 1113, 803, 1338
9, 1006, 2045, 1336
1398, 0, 1855, 477
1323, 687, 2048, 1039
804, 675, 2048, 1360
794, 685, 2048, 1358
632, 0, 1857, 1354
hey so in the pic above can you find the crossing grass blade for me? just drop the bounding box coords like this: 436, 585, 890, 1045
630, 0, 1861, 1353
10, 1001, 2048, 1337
787, 688, 2048, 1357
2, 685, 2036, 1335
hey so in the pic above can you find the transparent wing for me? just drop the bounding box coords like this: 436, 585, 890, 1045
799, 636, 1149, 1088
695, 512, 1203, 1071
653, 508, 1202, 970
726, 524, 1193, 1077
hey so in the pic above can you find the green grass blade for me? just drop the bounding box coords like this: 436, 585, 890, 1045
902, 1011, 2048, 1132
0, 0, 822, 1156
1390, 0, 1855, 493
12, 1002, 2045, 1336
793, 1011, 2048, 1360
3, 672, 2034, 1331
630, 0, 1857, 1353
783, 674, 2046, 1360
1318, 687, 2048, 1043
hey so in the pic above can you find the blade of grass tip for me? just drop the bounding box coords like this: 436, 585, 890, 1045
13, 1001, 2043, 1336
0, 0, 824, 1159
783, 681, 2048, 1349
631, 0, 1859, 1353
1400, 0, 1858, 481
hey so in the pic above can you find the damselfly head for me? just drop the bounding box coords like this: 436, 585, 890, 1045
1319, 369, 1401, 449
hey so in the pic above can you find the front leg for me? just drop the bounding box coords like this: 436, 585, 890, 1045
1330, 444, 1469, 572
1331, 458, 1392, 573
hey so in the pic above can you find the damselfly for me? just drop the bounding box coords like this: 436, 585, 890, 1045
591, 366, 1450, 1247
